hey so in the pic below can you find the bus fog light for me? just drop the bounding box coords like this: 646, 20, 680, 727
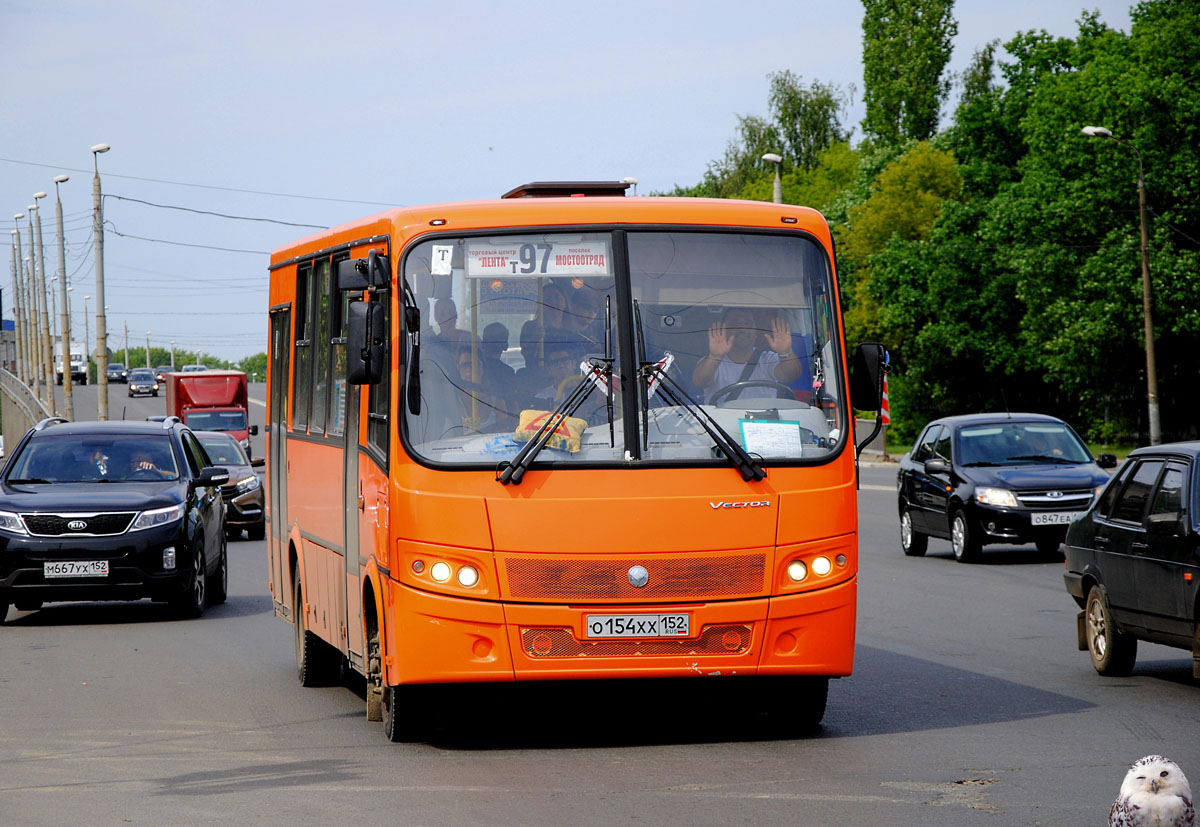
163, 547, 176, 569
430, 562, 451, 582
812, 556, 832, 576
456, 565, 479, 588
787, 560, 807, 582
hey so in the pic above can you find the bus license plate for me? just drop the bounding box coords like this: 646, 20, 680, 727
585, 614, 690, 639
44, 560, 109, 578
1031, 512, 1080, 526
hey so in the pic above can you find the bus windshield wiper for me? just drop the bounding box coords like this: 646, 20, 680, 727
633, 301, 765, 483
497, 356, 611, 486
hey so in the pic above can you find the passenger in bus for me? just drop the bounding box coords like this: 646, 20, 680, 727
540, 284, 568, 329
433, 298, 472, 346
564, 288, 603, 349
452, 347, 500, 433
514, 319, 548, 393
532, 337, 580, 404
691, 307, 803, 402
479, 322, 516, 385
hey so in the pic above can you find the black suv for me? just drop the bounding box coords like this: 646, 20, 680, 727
0, 418, 230, 621
897, 413, 1117, 562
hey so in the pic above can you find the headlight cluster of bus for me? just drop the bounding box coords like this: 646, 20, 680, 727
786, 553, 849, 583
412, 558, 480, 588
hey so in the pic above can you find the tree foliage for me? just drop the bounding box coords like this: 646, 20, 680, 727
860, 0, 958, 145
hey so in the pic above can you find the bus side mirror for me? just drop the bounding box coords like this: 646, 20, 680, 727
850, 342, 887, 412
347, 301, 386, 385
337, 250, 390, 291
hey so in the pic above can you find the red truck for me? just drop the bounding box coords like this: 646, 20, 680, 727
165, 370, 258, 455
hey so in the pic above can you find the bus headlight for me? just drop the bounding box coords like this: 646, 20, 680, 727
456, 565, 479, 587
786, 560, 808, 582
430, 562, 452, 582
811, 556, 832, 576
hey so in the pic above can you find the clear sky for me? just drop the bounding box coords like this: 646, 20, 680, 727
1, 0, 1134, 363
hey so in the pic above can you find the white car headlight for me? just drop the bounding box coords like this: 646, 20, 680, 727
234, 475, 260, 494
131, 503, 185, 531
975, 487, 1019, 508
0, 509, 28, 535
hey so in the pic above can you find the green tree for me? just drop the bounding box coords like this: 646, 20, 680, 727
860, 0, 958, 145
766, 70, 852, 171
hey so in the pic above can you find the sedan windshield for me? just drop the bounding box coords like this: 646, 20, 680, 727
5, 434, 180, 482
195, 435, 248, 465
958, 422, 1092, 466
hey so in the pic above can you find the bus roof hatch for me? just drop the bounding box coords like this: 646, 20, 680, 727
500, 181, 630, 199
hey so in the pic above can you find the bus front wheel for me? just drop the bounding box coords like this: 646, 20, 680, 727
761, 676, 828, 735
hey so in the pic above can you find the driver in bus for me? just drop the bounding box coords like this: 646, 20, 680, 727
691, 307, 803, 402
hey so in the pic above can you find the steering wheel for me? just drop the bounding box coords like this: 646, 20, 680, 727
126, 467, 168, 481
709, 380, 797, 406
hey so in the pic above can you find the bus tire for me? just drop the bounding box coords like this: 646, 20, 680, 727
295, 575, 336, 687
761, 676, 828, 736
1086, 585, 1137, 676
365, 620, 383, 722
900, 505, 927, 557
382, 686, 405, 742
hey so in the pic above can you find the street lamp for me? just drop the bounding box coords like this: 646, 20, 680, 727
622, 176, 639, 196
11, 224, 28, 383
53, 173, 74, 419
82, 294, 91, 386
762, 153, 783, 204
1082, 125, 1160, 445
145, 331, 151, 368
32, 192, 57, 413
170, 340, 175, 369
91, 142, 111, 420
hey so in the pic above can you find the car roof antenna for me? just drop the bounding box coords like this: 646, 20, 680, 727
1000, 387, 1011, 419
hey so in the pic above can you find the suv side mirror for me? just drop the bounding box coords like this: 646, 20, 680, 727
347, 300, 386, 385
1096, 452, 1118, 469
198, 466, 230, 487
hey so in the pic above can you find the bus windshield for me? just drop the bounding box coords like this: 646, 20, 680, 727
402, 229, 844, 467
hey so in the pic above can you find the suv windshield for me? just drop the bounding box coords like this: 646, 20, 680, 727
401, 229, 844, 468
958, 422, 1092, 466
195, 434, 248, 465
5, 433, 180, 482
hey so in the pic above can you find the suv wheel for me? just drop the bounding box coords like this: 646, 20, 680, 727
208, 535, 228, 605
170, 541, 206, 618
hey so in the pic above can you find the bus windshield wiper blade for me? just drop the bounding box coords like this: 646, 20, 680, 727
647, 366, 766, 482
496, 358, 608, 486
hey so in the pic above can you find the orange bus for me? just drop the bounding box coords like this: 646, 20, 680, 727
266, 181, 886, 739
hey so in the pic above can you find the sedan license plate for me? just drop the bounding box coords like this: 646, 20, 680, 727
1031, 511, 1080, 526
585, 614, 690, 639
44, 560, 109, 578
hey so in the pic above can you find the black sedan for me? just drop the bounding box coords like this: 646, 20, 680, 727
897, 413, 1117, 562
1063, 441, 1200, 677
0, 418, 229, 621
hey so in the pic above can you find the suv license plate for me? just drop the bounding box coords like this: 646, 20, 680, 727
1031, 512, 1080, 526
44, 560, 109, 578
585, 614, 690, 639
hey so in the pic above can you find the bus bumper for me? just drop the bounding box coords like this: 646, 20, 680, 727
382, 576, 856, 685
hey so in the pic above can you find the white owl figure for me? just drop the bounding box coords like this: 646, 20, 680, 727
1110, 755, 1194, 827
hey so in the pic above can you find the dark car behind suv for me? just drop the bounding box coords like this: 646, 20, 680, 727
897, 413, 1117, 562
1063, 441, 1200, 677
0, 418, 230, 621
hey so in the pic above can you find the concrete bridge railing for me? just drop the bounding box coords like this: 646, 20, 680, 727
0, 369, 54, 457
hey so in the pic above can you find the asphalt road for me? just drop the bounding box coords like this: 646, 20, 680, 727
1, 406, 1196, 825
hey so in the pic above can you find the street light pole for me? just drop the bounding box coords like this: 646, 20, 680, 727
170, 340, 175, 369
762, 153, 783, 204
82, 295, 91, 383
91, 143, 111, 420
145, 331, 151, 368
33, 193, 57, 414
1082, 125, 1161, 445
10, 228, 26, 383
24, 212, 48, 405
53, 175, 74, 420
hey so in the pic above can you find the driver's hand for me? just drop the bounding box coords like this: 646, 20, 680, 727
765, 317, 793, 353
707, 322, 733, 358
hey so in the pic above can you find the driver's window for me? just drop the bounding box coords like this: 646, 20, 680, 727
180, 432, 205, 475
933, 428, 953, 462
913, 425, 940, 462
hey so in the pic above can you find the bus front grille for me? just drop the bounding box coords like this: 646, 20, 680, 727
520, 624, 753, 658
504, 554, 767, 601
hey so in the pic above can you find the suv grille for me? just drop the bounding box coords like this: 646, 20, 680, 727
22, 512, 137, 536
1014, 488, 1093, 510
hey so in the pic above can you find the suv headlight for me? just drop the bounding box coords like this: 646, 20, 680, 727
131, 503, 185, 531
0, 509, 29, 535
234, 474, 260, 494
975, 487, 1019, 508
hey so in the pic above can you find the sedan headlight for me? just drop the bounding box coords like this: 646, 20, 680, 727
235, 474, 260, 494
131, 503, 185, 531
0, 509, 28, 535
975, 486, 1019, 508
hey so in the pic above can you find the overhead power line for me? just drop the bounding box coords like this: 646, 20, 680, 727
106, 223, 268, 255
107, 194, 327, 229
